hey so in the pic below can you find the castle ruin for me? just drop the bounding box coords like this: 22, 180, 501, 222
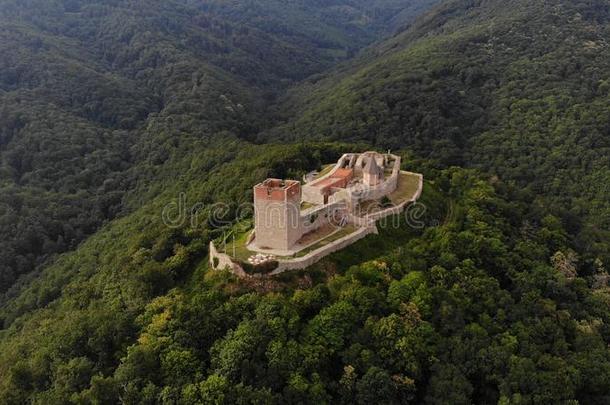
251, 151, 402, 254
209, 151, 424, 275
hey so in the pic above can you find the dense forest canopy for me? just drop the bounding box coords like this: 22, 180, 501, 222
269, 0, 610, 266
1, 143, 609, 403
0, 0, 609, 403
0, 0, 437, 293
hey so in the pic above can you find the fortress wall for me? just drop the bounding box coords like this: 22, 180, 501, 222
411, 172, 424, 201
337, 154, 352, 169
320, 154, 350, 182
368, 172, 423, 222
365, 200, 408, 222
302, 186, 325, 204
391, 156, 401, 176
302, 154, 352, 204
214, 161, 424, 279
355, 152, 385, 174
211, 174, 423, 279
348, 214, 370, 227
373, 175, 398, 199
299, 202, 342, 235
210, 226, 375, 278
384, 154, 401, 192
346, 154, 402, 203
347, 201, 406, 227
349, 174, 397, 202
209, 241, 246, 276
305, 153, 402, 206
319, 154, 349, 182
348, 172, 423, 226
270, 224, 378, 274
329, 189, 357, 211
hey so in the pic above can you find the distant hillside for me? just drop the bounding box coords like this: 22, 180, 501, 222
195, 0, 440, 48
0, 0, 438, 293
270, 0, 610, 264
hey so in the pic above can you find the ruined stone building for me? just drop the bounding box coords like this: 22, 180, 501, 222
251, 151, 402, 254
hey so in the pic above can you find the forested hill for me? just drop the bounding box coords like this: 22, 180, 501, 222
271, 0, 610, 265
1, 144, 610, 403
0, 0, 437, 293
0, 1, 609, 404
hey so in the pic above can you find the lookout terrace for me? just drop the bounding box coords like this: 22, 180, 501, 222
210, 151, 423, 277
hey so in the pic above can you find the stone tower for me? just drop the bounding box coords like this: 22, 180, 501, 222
253, 179, 302, 251
363, 156, 383, 186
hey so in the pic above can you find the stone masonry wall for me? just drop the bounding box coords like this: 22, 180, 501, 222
209, 241, 246, 276
302, 154, 350, 204
299, 202, 343, 235
269, 224, 378, 275
253, 182, 301, 251
348, 172, 423, 227
345, 155, 401, 202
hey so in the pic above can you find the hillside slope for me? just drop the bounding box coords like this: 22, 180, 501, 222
1, 142, 609, 403
270, 0, 610, 264
0, 0, 438, 293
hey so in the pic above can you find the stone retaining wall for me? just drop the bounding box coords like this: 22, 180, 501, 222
208, 225, 376, 278
413, 172, 424, 201
348, 198, 409, 227
269, 224, 378, 275
209, 241, 246, 276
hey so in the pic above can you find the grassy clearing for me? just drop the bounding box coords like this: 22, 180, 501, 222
296, 223, 338, 246
388, 172, 420, 204
218, 230, 252, 261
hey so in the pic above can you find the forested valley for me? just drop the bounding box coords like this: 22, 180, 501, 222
0, 0, 437, 293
